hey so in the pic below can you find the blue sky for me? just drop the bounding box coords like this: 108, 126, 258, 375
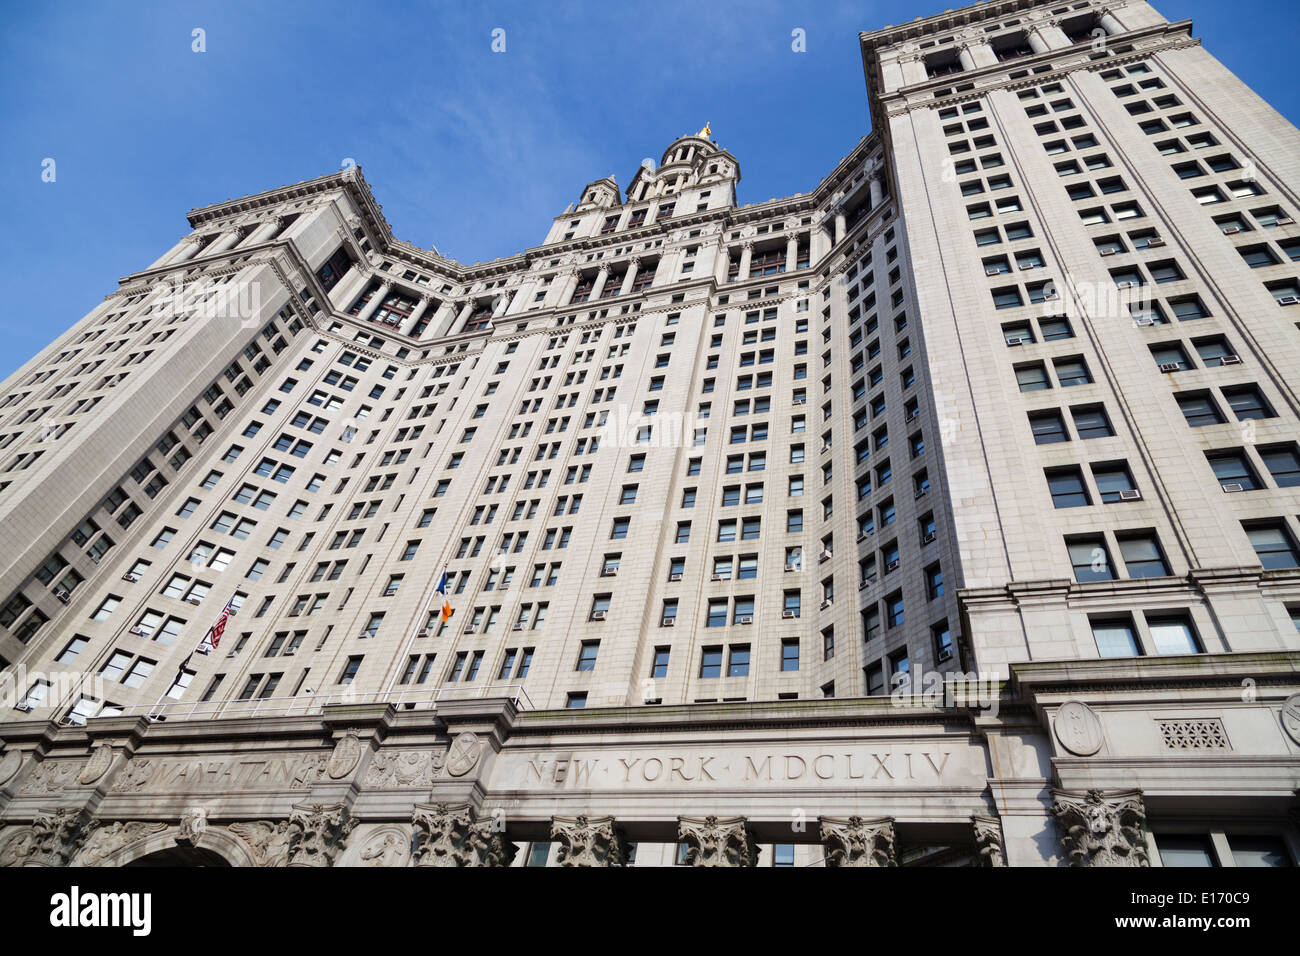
1, 0, 1296, 381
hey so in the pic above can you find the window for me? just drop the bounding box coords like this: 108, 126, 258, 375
1046, 468, 1090, 508
1029, 410, 1069, 445
699, 647, 723, 678
1071, 405, 1114, 439
781, 639, 799, 672
576, 640, 599, 671
1222, 384, 1274, 421
1146, 614, 1201, 654
1245, 521, 1300, 569
1068, 537, 1113, 582
1118, 532, 1170, 578
1260, 444, 1300, 487
727, 645, 750, 677
1175, 392, 1224, 428
1092, 617, 1141, 658
1054, 357, 1092, 387
1206, 450, 1260, 491
1016, 364, 1050, 392
1092, 462, 1136, 503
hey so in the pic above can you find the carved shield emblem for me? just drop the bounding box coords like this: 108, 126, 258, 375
1281, 693, 1300, 746
79, 743, 114, 785
0, 748, 21, 786
445, 732, 483, 778
327, 733, 363, 780
1053, 700, 1104, 756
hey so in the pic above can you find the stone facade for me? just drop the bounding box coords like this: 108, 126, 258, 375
0, 0, 1298, 866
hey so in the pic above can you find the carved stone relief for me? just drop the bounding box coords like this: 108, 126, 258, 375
78, 743, 115, 785
355, 825, 412, 867
0, 808, 96, 867
818, 815, 897, 867
551, 815, 627, 867
411, 803, 514, 867
971, 815, 1005, 867
361, 749, 444, 788
1051, 788, 1150, 867
1053, 700, 1105, 756
177, 806, 209, 846
327, 732, 364, 780
286, 803, 354, 867
677, 815, 758, 867
0, 742, 22, 787
74, 821, 168, 867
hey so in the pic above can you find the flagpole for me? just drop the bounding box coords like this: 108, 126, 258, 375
146, 590, 233, 720
378, 564, 450, 699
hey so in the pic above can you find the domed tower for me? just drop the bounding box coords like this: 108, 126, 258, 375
626, 123, 740, 209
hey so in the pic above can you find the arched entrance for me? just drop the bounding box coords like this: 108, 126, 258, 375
124, 846, 232, 867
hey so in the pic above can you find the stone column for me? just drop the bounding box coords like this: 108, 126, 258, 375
785, 235, 799, 273
240, 216, 282, 247
429, 300, 459, 337
833, 207, 847, 245
1050, 788, 1150, 867
736, 242, 753, 283
170, 236, 205, 263
551, 815, 628, 866
411, 803, 515, 867
205, 228, 245, 256
455, 299, 476, 328
492, 293, 511, 318
677, 815, 758, 867
1027, 25, 1050, 54
958, 44, 977, 71
400, 295, 432, 336
818, 816, 897, 867
869, 176, 884, 209
713, 247, 731, 283
971, 815, 1006, 866
619, 257, 640, 297
557, 269, 581, 307
1098, 8, 1123, 35
355, 281, 391, 323
590, 265, 611, 300
329, 266, 370, 312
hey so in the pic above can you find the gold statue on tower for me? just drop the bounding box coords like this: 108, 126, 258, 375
697, 121, 712, 139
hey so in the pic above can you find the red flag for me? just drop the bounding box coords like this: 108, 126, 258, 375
210, 607, 230, 649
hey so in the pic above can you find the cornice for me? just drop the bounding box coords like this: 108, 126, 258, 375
876, 21, 1200, 120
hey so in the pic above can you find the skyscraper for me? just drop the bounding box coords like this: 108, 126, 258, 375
0, 0, 1296, 868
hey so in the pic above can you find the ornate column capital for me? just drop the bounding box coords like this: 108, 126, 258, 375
286, 802, 354, 867
677, 815, 758, 867
1050, 788, 1150, 867
0, 807, 97, 867
818, 815, 897, 867
551, 815, 628, 866
412, 803, 515, 867
971, 814, 1006, 867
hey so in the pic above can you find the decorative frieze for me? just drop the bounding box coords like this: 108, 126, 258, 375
1158, 718, 1229, 750
1051, 789, 1150, 868
677, 815, 758, 867
74, 821, 168, 867
818, 815, 897, 867
551, 815, 627, 867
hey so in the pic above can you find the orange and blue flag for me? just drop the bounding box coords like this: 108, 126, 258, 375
436, 570, 454, 622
